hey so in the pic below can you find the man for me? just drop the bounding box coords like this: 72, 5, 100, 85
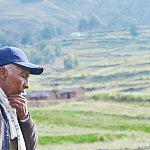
0, 46, 43, 150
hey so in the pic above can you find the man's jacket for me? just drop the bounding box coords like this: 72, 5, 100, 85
0, 104, 38, 150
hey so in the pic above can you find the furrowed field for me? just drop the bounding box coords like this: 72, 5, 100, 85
28, 94, 150, 150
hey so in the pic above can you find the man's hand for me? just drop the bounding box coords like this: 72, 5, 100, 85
7, 94, 28, 120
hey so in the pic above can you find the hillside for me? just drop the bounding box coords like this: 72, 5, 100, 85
0, 0, 150, 94
1, 0, 150, 36
29, 27, 150, 94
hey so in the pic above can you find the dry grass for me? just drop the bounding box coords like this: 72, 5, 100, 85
28, 98, 150, 150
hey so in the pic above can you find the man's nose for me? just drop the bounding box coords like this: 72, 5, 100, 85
23, 79, 29, 89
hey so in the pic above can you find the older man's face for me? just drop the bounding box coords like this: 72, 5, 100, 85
4, 64, 30, 96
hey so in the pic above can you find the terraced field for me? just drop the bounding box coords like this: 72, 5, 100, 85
29, 27, 150, 94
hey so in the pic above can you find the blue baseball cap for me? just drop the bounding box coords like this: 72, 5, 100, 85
0, 46, 43, 75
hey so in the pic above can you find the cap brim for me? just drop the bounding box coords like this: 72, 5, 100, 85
14, 62, 43, 75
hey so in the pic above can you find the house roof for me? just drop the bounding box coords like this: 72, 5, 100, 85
59, 87, 85, 94
28, 90, 56, 97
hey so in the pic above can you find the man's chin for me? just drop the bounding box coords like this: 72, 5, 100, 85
12, 92, 22, 95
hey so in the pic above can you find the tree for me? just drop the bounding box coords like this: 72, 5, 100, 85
56, 27, 63, 36
42, 46, 56, 65
26, 45, 57, 65
64, 56, 74, 70
74, 54, 79, 67
0, 36, 13, 47
63, 54, 79, 70
78, 17, 89, 32
21, 32, 32, 44
55, 44, 62, 57
40, 25, 57, 39
26, 48, 42, 64
88, 15, 101, 30
129, 24, 139, 37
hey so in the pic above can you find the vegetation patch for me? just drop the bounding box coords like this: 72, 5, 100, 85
38, 133, 127, 145
90, 92, 150, 102
29, 99, 150, 149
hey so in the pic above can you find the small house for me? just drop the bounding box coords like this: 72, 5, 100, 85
70, 32, 81, 37
59, 87, 85, 100
27, 90, 58, 100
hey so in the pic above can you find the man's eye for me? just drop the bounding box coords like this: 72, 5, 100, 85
21, 75, 26, 78
21, 75, 28, 79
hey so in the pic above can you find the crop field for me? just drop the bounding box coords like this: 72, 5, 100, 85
29, 95, 150, 150
28, 27, 150, 94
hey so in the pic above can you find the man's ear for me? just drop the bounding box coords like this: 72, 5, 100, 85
0, 67, 8, 80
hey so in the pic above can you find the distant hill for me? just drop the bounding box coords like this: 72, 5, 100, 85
0, 0, 150, 36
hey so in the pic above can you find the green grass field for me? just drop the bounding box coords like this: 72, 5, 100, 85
29, 95, 150, 150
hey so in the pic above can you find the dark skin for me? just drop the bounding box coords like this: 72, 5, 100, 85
7, 94, 28, 120
0, 64, 29, 120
